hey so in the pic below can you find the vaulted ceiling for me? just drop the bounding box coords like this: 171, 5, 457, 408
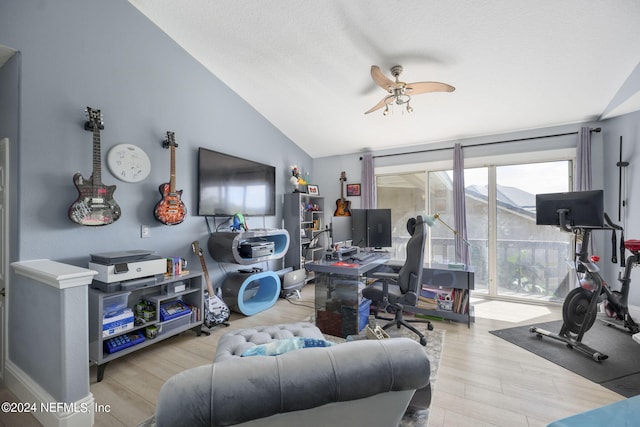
127, 1, 640, 158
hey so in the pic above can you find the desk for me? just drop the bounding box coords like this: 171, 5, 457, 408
386, 261, 475, 327
306, 253, 389, 337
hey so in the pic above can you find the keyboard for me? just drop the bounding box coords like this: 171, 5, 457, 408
350, 252, 375, 262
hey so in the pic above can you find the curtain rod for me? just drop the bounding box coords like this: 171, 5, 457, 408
360, 127, 601, 160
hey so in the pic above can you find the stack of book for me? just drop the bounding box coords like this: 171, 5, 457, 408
418, 285, 469, 314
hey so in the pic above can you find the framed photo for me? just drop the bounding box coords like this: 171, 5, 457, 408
307, 184, 319, 195
346, 183, 361, 197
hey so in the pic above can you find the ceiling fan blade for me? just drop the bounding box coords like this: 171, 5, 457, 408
371, 65, 400, 91
405, 81, 455, 95
364, 96, 392, 114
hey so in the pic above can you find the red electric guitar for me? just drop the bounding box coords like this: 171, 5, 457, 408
154, 131, 187, 225
334, 171, 351, 216
68, 107, 121, 226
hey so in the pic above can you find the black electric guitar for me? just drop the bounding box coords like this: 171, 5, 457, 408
334, 171, 351, 216
192, 241, 230, 328
154, 131, 187, 225
68, 107, 121, 226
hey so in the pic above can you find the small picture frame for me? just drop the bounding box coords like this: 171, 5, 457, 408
307, 184, 319, 195
346, 183, 361, 197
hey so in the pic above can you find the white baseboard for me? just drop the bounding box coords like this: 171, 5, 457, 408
4, 360, 95, 427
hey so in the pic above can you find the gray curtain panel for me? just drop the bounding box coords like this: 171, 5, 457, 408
574, 127, 593, 252
453, 143, 470, 265
574, 127, 592, 191
361, 152, 376, 209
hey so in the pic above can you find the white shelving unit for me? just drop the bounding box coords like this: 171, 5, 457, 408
283, 192, 326, 278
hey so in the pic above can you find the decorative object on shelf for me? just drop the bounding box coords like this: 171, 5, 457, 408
231, 213, 248, 232
334, 171, 351, 216
290, 165, 307, 192
365, 65, 455, 115
346, 183, 361, 197
192, 241, 230, 328
307, 184, 319, 195
107, 143, 151, 183
154, 131, 186, 225
69, 107, 122, 226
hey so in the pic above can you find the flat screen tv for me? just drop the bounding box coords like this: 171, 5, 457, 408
198, 147, 276, 216
535, 190, 604, 229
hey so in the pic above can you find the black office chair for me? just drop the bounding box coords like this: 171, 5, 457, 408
362, 215, 433, 346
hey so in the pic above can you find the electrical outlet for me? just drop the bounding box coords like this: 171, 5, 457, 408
141, 224, 150, 238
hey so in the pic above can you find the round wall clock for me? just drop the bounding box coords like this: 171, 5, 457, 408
107, 143, 151, 183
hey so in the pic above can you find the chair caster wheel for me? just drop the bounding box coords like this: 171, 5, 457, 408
427, 323, 434, 331
419, 337, 427, 346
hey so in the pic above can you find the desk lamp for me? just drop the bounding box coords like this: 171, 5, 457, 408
424, 213, 471, 247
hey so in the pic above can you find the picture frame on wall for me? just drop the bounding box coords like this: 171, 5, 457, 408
307, 184, 320, 195
346, 183, 361, 197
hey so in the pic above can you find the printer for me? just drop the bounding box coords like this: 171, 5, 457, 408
89, 250, 166, 293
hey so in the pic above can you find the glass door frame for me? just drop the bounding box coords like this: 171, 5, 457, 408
375, 148, 575, 301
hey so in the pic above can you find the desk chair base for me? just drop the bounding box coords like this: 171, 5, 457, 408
372, 303, 432, 346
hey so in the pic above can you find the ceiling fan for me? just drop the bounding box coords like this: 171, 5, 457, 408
364, 65, 455, 115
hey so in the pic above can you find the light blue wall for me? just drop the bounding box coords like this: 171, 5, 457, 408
600, 110, 640, 306
0, 0, 312, 402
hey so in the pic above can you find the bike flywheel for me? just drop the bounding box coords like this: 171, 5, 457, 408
562, 287, 597, 334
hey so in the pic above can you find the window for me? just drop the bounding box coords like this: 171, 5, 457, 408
376, 156, 573, 302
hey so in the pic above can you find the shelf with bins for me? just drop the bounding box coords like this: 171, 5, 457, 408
88, 271, 205, 382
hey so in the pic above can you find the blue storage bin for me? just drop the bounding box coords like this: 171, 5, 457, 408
358, 298, 372, 332
159, 300, 191, 321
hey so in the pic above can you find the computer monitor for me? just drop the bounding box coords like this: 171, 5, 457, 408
351, 209, 392, 249
535, 190, 604, 229
351, 209, 368, 248
331, 216, 352, 244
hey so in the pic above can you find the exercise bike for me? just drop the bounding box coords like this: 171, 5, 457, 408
530, 212, 640, 362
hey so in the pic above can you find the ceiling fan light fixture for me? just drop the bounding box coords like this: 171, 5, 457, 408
365, 64, 455, 116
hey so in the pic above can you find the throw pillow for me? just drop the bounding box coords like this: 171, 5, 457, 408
241, 337, 335, 357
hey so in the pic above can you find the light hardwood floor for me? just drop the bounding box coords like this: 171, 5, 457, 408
14, 284, 625, 427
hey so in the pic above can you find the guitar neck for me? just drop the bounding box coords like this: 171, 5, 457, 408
169, 144, 176, 193
197, 252, 215, 295
92, 128, 102, 185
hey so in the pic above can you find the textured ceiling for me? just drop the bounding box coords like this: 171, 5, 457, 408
128, 0, 640, 158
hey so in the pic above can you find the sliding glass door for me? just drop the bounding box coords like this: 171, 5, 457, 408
494, 162, 572, 300
376, 159, 573, 302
